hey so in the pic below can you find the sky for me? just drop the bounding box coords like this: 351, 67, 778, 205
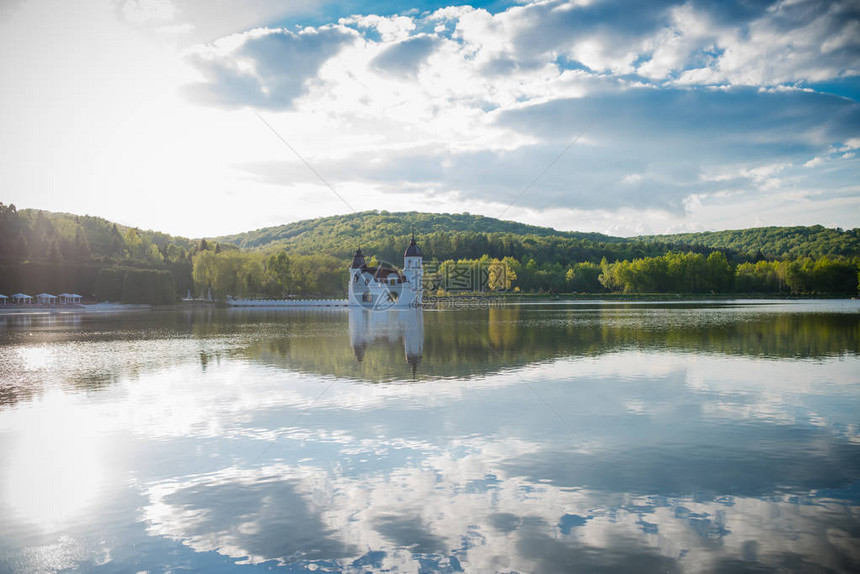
1, 0, 858, 238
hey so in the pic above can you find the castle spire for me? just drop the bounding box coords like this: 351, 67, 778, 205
404, 233, 421, 257
351, 247, 366, 269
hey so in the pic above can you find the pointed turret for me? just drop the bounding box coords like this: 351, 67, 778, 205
404, 237, 421, 258
351, 248, 367, 269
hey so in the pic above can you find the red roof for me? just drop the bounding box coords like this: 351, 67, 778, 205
363, 267, 406, 282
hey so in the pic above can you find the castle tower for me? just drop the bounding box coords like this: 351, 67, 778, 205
348, 248, 366, 305
403, 234, 423, 307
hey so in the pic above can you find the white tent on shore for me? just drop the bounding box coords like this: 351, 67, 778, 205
11, 293, 33, 304
58, 293, 83, 305
0, 294, 7, 305
36, 293, 58, 305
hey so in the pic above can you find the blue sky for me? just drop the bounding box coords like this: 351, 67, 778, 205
1, 0, 858, 237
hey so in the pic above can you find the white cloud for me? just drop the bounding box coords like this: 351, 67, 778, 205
348, 14, 416, 42
0, 0, 335, 237
637, 4, 719, 80
128, 0, 331, 44
122, 0, 177, 23
820, 18, 860, 54
678, 0, 860, 86
1, 0, 857, 237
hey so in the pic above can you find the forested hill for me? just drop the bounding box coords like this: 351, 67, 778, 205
215, 211, 623, 251
214, 210, 693, 267
0, 206, 196, 263
2, 205, 856, 264
214, 211, 860, 265
2, 203, 857, 299
638, 225, 860, 259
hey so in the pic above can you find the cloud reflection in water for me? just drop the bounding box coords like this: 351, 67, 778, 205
1, 303, 858, 572
136, 349, 860, 573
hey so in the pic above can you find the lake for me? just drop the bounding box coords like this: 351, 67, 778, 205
1, 300, 859, 573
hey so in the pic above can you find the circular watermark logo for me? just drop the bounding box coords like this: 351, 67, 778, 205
352, 258, 417, 311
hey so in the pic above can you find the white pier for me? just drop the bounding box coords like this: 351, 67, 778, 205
226, 298, 349, 308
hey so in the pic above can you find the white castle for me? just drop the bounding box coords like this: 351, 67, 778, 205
348, 236, 423, 309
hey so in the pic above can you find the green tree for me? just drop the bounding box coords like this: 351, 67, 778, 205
566, 261, 602, 292
266, 252, 292, 297
124, 228, 150, 260
147, 243, 164, 264
705, 252, 733, 292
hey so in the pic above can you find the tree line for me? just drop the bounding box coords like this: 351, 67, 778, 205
0, 203, 196, 302
509, 252, 857, 295
1, 204, 858, 301
190, 249, 858, 298
216, 210, 860, 262
190, 249, 347, 299
641, 225, 860, 259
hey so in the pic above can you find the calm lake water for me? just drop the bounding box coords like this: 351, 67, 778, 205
1, 300, 859, 573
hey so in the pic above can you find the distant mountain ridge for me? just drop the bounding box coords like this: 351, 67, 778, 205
638, 225, 860, 259
3, 204, 857, 299
3, 205, 858, 263
213, 210, 624, 251
214, 211, 859, 260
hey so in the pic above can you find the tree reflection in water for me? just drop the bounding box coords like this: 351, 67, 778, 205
0, 301, 858, 573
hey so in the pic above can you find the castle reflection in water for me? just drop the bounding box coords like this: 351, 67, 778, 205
348, 308, 424, 377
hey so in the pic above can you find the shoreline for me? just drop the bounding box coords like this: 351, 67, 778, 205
0, 302, 153, 315
431, 292, 856, 301
1, 294, 854, 316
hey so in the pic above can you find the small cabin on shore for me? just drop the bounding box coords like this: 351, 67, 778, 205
4, 292, 83, 306
58, 293, 83, 305
10, 293, 33, 304
36, 293, 58, 305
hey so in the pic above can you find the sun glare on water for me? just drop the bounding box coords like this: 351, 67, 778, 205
17, 346, 54, 370
4, 390, 106, 531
